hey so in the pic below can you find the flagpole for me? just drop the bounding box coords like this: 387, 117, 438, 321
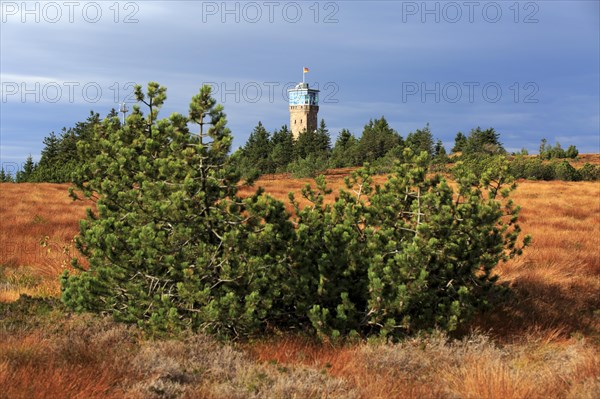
302, 67, 305, 84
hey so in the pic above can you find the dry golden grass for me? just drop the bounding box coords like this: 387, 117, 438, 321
248, 332, 600, 399
0, 314, 138, 399
472, 181, 600, 340
0, 183, 91, 301
568, 153, 600, 168
3, 314, 597, 399
1, 168, 599, 398
0, 312, 357, 399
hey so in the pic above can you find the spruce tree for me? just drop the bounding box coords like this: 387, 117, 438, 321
358, 117, 403, 163
539, 138, 549, 158
314, 119, 332, 155
34, 130, 63, 182
566, 145, 579, 159
288, 120, 331, 177
463, 127, 505, 155
270, 125, 294, 171
432, 139, 448, 169
549, 142, 566, 159
239, 121, 273, 176
41, 132, 61, 162
406, 124, 434, 159
452, 132, 467, 153
0, 168, 11, 182
32, 111, 102, 183
330, 129, 360, 168
16, 155, 35, 182
293, 119, 331, 160
434, 139, 447, 158
293, 129, 315, 160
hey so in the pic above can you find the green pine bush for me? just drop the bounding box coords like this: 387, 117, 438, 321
579, 163, 600, 181
552, 160, 580, 181
62, 83, 530, 340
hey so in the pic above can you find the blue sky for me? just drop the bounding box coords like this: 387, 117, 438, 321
1, 1, 599, 171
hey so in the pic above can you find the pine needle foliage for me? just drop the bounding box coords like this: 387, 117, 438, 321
62, 83, 529, 340
62, 83, 294, 337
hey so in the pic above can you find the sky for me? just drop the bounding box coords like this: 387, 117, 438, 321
1, 0, 599, 172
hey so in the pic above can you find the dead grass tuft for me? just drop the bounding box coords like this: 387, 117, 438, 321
126, 334, 356, 399
0, 314, 140, 399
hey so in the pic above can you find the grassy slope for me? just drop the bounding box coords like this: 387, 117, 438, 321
0, 165, 599, 398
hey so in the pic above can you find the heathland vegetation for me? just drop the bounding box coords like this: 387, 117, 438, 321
1, 172, 599, 398
1, 83, 598, 397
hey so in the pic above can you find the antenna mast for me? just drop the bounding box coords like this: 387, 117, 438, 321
119, 102, 129, 125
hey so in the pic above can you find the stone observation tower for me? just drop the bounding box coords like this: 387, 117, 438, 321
288, 68, 319, 140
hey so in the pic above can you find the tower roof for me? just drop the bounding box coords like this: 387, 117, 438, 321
289, 82, 319, 92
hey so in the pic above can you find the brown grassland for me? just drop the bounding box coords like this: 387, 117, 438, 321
0, 166, 599, 398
